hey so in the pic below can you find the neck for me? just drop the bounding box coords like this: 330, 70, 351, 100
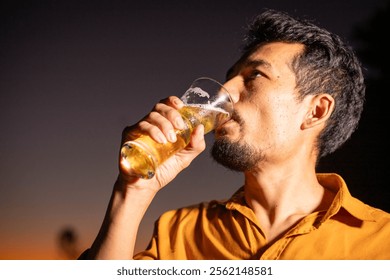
243, 163, 333, 242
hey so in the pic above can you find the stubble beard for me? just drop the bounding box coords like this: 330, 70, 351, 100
211, 136, 264, 172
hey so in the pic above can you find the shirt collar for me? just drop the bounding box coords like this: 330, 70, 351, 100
221, 173, 376, 223
317, 173, 376, 222
223, 187, 261, 226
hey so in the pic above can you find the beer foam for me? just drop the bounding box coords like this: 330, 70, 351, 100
185, 103, 230, 115
186, 87, 210, 98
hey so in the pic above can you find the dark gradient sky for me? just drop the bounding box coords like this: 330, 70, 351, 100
1, 0, 388, 259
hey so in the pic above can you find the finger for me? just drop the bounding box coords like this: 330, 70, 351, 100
120, 116, 169, 145
122, 96, 186, 146
137, 120, 168, 144
143, 111, 178, 143
152, 125, 205, 187
153, 101, 185, 131
188, 124, 206, 153
164, 124, 206, 173
159, 96, 184, 109
169, 96, 184, 110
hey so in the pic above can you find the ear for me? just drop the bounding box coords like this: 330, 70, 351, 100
301, 94, 334, 129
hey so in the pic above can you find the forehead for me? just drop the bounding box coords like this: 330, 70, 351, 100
227, 42, 304, 79
249, 42, 304, 65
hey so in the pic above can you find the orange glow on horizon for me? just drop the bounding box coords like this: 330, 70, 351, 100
0, 241, 87, 260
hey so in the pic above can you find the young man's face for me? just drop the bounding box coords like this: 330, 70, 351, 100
212, 42, 313, 171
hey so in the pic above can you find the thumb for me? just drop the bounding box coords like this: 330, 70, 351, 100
188, 124, 206, 152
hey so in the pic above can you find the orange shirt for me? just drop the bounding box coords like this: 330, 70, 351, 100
134, 173, 390, 260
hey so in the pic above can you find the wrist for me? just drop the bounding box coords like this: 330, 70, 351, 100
114, 175, 157, 203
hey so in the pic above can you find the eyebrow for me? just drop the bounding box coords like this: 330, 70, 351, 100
225, 58, 272, 81
244, 59, 272, 69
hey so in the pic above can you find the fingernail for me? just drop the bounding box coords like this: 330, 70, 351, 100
173, 98, 180, 105
168, 130, 177, 142
175, 117, 185, 129
156, 132, 167, 144
196, 124, 204, 137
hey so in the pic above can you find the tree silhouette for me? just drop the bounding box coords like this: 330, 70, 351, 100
57, 226, 80, 260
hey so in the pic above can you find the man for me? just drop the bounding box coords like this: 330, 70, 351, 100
80, 9, 390, 259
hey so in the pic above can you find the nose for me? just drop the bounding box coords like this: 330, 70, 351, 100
222, 76, 242, 104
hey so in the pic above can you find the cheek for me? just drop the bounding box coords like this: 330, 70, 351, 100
277, 106, 305, 144
266, 100, 299, 140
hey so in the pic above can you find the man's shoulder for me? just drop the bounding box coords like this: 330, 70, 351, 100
367, 205, 390, 224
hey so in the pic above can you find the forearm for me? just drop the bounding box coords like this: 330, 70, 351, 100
88, 177, 157, 259
85, 101, 206, 259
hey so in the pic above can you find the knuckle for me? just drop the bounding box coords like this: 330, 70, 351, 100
138, 120, 149, 129
148, 111, 160, 119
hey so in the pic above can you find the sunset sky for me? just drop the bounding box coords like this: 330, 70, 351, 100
1, 0, 388, 259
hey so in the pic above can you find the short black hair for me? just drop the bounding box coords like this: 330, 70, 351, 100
241, 9, 365, 158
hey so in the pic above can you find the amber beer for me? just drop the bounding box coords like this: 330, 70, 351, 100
120, 104, 230, 179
